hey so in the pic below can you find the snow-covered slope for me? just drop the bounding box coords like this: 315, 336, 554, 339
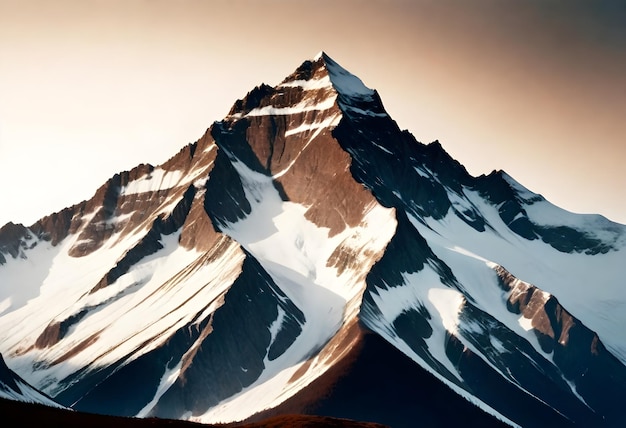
0, 352, 64, 408
0, 52, 624, 428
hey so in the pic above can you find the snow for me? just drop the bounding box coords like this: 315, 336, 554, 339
502, 172, 625, 244
365, 267, 465, 383
272, 114, 342, 180
525, 198, 624, 246
343, 105, 387, 117
428, 288, 465, 335
121, 168, 184, 195
0, 378, 64, 408
0, 183, 243, 399
284, 114, 341, 137
392, 192, 625, 411
499, 172, 539, 202
234, 52, 386, 136
77, 234, 240, 365
279, 75, 332, 91
414, 166, 431, 178
119, 154, 214, 198
355, 193, 615, 412
417, 186, 626, 362
193, 150, 397, 423
446, 187, 480, 223
323, 53, 375, 98
0, 236, 60, 317
245, 94, 337, 117
363, 268, 520, 428
0, 51, 620, 426
411, 222, 559, 362
363, 259, 559, 426
366, 142, 391, 155
362, 193, 609, 420
518, 316, 534, 332
267, 306, 286, 348
489, 336, 509, 354
137, 360, 183, 417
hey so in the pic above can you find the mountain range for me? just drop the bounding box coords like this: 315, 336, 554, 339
0, 52, 624, 428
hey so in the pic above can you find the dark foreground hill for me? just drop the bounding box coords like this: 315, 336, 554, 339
0, 397, 387, 428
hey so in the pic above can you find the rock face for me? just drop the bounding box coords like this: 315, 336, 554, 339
0, 52, 625, 428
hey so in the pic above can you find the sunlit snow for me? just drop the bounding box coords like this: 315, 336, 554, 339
284, 114, 341, 137
415, 185, 626, 362
121, 168, 183, 195
196, 150, 396, 423
279, 75, 332, 91
245, 95, 337, 117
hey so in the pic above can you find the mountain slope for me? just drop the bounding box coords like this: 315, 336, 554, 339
0, 52, 624, 427
0, 352, 63, 408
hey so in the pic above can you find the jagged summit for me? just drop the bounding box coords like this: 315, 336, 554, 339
228, 52, 387, 121
279, 51, 375, 97
0, 53, 625, 428
313, 50, 326, 61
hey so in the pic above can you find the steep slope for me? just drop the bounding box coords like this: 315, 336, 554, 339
0, 352, 63, 408
0, 52, 624, 427
248, 326, 509, 428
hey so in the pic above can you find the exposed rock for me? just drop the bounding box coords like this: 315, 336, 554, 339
0, 222, 31, 263
493, 264, 626, 424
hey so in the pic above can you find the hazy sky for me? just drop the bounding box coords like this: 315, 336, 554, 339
1, 0, 625, 227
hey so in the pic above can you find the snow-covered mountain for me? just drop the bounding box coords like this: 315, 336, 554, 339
0, 52, 624, 428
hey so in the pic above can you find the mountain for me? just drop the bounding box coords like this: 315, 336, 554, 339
0, 52, 625, 428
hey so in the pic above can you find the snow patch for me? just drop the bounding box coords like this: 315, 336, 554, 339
343, 105, 387, 117
245, 94, 337, 117
279, 75, 332, 91
284, 114, 341, 137
267, 306, 286, 348
428, 288, 465, 335
137, 360, 183, 417
121, 168, 184, 195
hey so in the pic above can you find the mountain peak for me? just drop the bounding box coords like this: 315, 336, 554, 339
279, 52, 377, 100
224, 52, 387, 120
321, 53, 377, 99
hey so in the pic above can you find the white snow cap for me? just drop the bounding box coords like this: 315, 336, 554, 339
318, 51, 376, 98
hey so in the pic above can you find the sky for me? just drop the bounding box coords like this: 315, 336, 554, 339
1, 0, 625, 227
